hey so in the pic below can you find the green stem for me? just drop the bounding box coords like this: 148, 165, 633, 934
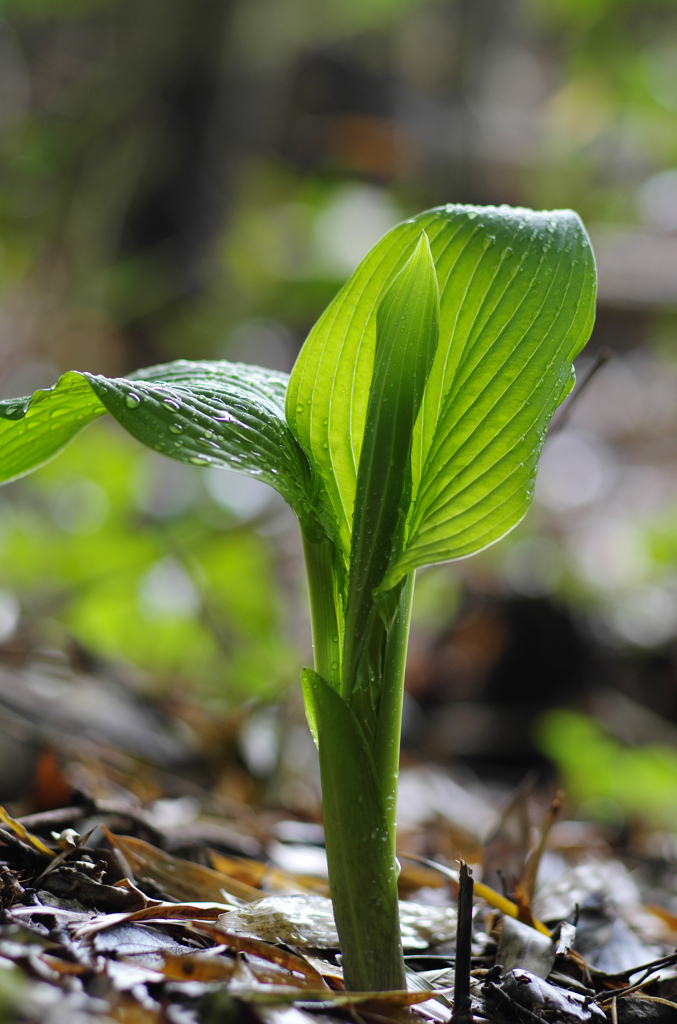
327, 576, 412, 989
301, 529, 342, 689
303, 669, 406, 992
300, 535, 414, 992
322, 767, 405, 992
374, 572, 415, 850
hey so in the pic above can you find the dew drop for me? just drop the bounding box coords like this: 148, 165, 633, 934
125, 393, 141, 409
189, 456, 211, 466
331, 661, 339, 671
164, 397, 181, 411
296, 403, 305, 414
168, 423, 183, 434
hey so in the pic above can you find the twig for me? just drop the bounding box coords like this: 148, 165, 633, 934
591, 950, 677, 1004
452, 861, 474, 1024
520, 791, 563, 905
400, 853, 551, 936
603, 950, 677, 981
549, 347, 614, 434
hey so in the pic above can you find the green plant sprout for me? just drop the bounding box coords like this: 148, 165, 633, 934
0, 204, 596, 993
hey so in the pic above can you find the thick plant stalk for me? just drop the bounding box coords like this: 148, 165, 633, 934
321, 770, 404, 992
302, 665, 406, 992
302, 536, 413, 992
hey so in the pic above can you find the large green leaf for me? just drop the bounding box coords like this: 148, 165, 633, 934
0, 360, 321, 535
287, 203, 596, 576
385, 206, 596, 585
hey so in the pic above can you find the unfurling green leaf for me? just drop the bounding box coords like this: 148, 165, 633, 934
286, 217, 428, 564
343, 232, 439, 690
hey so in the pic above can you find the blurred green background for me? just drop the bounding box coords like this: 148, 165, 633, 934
2, 0, 677, 822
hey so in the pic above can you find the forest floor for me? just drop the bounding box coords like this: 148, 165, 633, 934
0, 637, 676, 1024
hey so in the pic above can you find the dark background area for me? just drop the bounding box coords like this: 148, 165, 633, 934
1, 0, 677, 824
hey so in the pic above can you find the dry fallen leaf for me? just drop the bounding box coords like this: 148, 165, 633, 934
103, 828, 261, 903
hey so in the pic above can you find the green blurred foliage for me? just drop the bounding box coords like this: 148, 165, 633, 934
538, 709, 677, 827
526, 0, 677, 220
0, 420, 299, 705
0, 0, 674, 372
0, 0, 676, 724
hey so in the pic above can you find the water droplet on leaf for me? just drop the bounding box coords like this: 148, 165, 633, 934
125, 393, 141, 409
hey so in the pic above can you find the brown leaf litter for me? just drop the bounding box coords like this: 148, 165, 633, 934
0, 641, 676, 1023
0, 765, 676, 1024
